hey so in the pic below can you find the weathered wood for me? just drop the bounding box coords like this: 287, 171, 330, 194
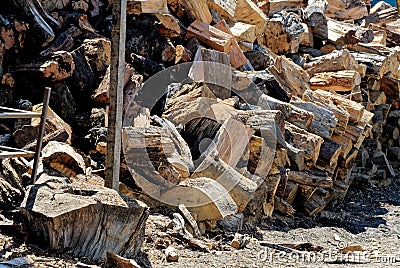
264, 11, 308, 55
325, 0, 368, 20
160, 177, 238, 221
214, 20, 248, 68
310, 71, 361, 92
303, 49, 352, 76
317, 138, 342, 167
350, 51, 389, 78
290, 99, 337, 139
229, 22, 257, 43
284, 122, 324, 164
20, 178, 149, 260
284, 181, 298, 204
262, 173, 282, 217
258, 94, 314, 130
207, 0, 237, 19
311, 89, 365, 123
285, 142, 306, 171
313, 18, 374, 45
234, 0, 268, 36
288, 170, 333, 188
363, 7, 399, 26
303, 187, 331, 215
274, 196, 296, 216
303, 0, 327, 27
269, 56, 311, 97
379, 76, 400, 100
187, 20, 233, 53
127, 0, 168, 15
302, 89, 350, 135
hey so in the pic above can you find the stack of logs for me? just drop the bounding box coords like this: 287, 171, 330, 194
0, 0, 400, 232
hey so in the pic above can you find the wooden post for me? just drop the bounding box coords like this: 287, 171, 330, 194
105, 0, 127, 190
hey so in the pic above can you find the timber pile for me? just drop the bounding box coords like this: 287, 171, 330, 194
0, 0, 399, 255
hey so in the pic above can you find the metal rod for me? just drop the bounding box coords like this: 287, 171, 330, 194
105, 0, 127, 190
32, 87, 51, 183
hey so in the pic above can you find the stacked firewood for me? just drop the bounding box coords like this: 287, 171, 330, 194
0, 0, 400, 233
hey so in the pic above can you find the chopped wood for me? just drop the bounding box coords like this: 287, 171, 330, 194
274, 196, 296, 216
20, 178, 149, 260
288, 170, 333, 188
181, 0, 213, 24
231, 233, 250, 249
207, 0, 237, 19
229, 22, 257, 43
303, 49, 352, 76
234, 0, 268, 36
313, 18, 374, 45
303, 187, 331, 215
303, 0, 328, 27
178, 204, 201, 238
127, 0, 168, 15
187, 20, 233, 52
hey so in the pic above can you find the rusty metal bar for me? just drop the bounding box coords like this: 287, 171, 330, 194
32, 86, 51, 182
105, 0, 127, 190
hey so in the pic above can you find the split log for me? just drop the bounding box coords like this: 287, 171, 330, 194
310, 71, 361, 92
283, 181, 298, 204
264, 11, 308, 55
303, 49, 352, 76
289, 99, 337, 138
234, 0, 268, 36
268, 0, 304, 13
303, 187, 331, 216
107, 253, 142, 268
13, 105, 72, 148
370, 1, 392, 14
20, 178, 149, 260
160, 177, 238, 221
23, 128, 69, 151
15, 51, 75, 82
325, 0, 368, 20
302, 89, 350, 135
284, 122, 324, 164
285, 142, 305, 171
246, 135, 278, 176
369, 151, 396, 178
317, 138, 342, 167
258, 94, 314, 130
207, 0, 237, 19
191, 150, 258, 213
350, 52, 389, 78
379, 76, 400, 100
288, 170, 333, 188
331, 134, 353, 158
80, 38, 111, 76
178, 204, 201, 238
123, 126, 191, 184
214, 20, 248, 68
229, 22, 257, 43
262, 173, 282, 217
311, 89, 365, 123
313, 18, 374, 45
274, 196, 296, 216
269, 56, 311, 97
181, 0, 212, 24
155, 13, 185, 38
187, 20, 233, 53
127, 0, 168, 15
363, 7, 399, 26
40, 26, 82, 57
41, 141, 86, 178
303, 0, 328, 27
12, 0, 57, 48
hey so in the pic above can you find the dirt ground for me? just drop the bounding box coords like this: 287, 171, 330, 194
0, 176, 399, 267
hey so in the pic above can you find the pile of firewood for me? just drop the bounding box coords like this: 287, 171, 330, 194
1, 0, 400, 237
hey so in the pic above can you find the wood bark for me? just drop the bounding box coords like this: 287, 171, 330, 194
20, 178, 149, 260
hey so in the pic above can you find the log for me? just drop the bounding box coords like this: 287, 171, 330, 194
302, 89, 350, 135
313, 18, 374, 45
310, 70, 361, 92
230, 233, 250, 249
303, 187, 331, 215
268, 0, 304, 14
283, 181, 298, 204
317, 138, 342, 167
40, 26, 82, 57
379, 76, 400, 100
264, 11, 308, 55
269, 56, 311, 97
274, 196, 296, 216
155, 13, 185, 38
303, 0, 328, 27
207, 0, 237, 19
23, 128, 69, 151
41, 141, 86, 178
350, 51, 389, 78
191, 150, 258, 213
127, 0, 168, 15
160, 177, 238, 221
285, 142, 305, 171
214, 20, 248, 68
246, 135, 278, 176
187, 20, 233, 53
258, 94, 314, 130
363, 7, 399, 26
311, 89, 365, 123
303, 49, 352, 76
325, 0, 368, 20
289, 99, 337, 139
234, 0, 268, 36
15, 51, 75, 82
20, 177, 149, 260
178, 204, 201, 238
229, 22, 257, 43
284, 122, 324, 164
12, 0, 57, 48
288, 170, 333, 188
262, 173, 282, 217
